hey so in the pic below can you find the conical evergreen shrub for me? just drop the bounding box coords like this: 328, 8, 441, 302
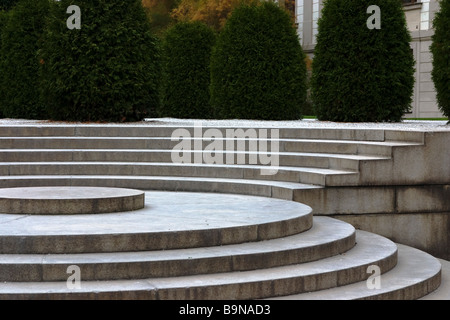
0, 8, 7, 51
0, 0, 19, 11
160, 21, 216, 119
0, 0, 49, 119
210, 1, 307, 120
431, 0, 450, 120
311, 0, 415, 122
40, 0, 161, 122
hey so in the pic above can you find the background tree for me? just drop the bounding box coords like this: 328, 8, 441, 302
311, 0, 415, 122
0, 7, 7, 48
0, 0, 49, 119
142, 0, 179, 37
171, 0, 261, 31
160, 21, 216, 118
0, 9, 8, 119
210, 1, 307, 120
0, 0, 19, 11
431, 0, 450, 120
40, 0, 161, 122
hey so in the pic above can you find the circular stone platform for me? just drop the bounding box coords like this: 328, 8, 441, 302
0, 187, 145, 215
0, 191, 313, 253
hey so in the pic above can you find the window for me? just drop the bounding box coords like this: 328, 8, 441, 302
402, 0, 419, 5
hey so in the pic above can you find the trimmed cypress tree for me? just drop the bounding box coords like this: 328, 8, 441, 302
0, 0, 19, 11
431, 0, 450, 120
311, 0, 415, 122
210, 1, 307, 120
0, 0, 49, 119
40, 0, 161, 122
0, 10, 6, 118
160, 21, 216, 119
0, 9, 7, 49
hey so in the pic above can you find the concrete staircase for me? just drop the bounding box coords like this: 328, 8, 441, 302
0, 122, 447, 300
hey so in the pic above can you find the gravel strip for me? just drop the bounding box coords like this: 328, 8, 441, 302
0, 117, 448, 131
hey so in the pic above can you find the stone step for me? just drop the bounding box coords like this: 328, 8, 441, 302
283, 139, 422, 156
0, 162, 359, 186
420, 258, 450, 300
0, 230, 399, 300
0, 175, 322, 199
0, 136, 422, 157
0, 124, 427, 142
0, 217, 355, 281
267, 243, 442, 300
0, 191, 313, 254
0, 186, 145, 215
0, 149, 389, 171
0, 123, 444, 301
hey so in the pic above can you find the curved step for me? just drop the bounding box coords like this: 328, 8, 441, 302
268, 243, 442, 300
0, 192, 313, 254
0, 148, 383, 166
0, 162, 359, 185
0, 230, 397, 300
0, 186, 144, 215
0, 217, 355, 281
0, 136, 421, 155
0, 175, 321, 200
420, 258, 450, 300
0, 124, 425, 143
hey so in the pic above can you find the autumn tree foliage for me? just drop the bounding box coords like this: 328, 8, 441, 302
144, 0, 296, 33
142, 0, 178, 36
171, 0, 261, 31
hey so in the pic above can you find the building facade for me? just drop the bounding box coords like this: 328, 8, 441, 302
295, 0, 444, 119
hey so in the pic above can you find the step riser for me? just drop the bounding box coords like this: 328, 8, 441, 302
293, 185, 450, 216
0, 214, 313, 254
284, 141, 394, 156
0, 177, 279, 198
0, 243, 397, 300
0, 172, 345, 189
0, 126, 425, 142
0, 233, 356, 281
0, 165, 359, 185
0, 138, 398, 156
0, 153, 332, 167
0, 152, 364, 172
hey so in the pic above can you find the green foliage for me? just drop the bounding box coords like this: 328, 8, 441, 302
160, 21, 216, 119
40, 0, 161, 122
431, 0, 450, 119
0, 9, 7, 48
210, 1, 307, 120
0, 10, 7, 118
311, 0, 415, 122
0, 0, 19, 11
0, 0, 49, 119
